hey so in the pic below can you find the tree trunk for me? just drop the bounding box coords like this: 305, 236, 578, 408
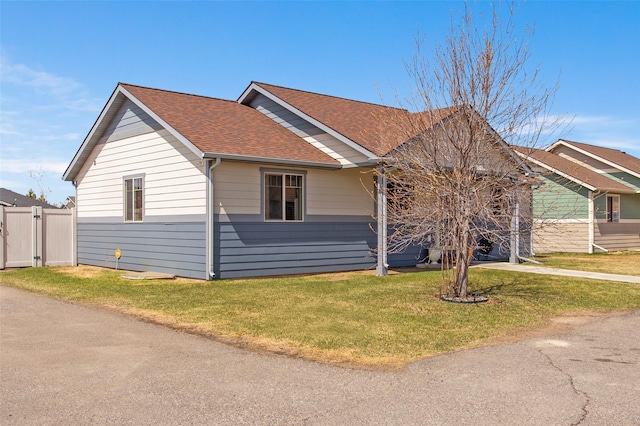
454, 226, 472, 298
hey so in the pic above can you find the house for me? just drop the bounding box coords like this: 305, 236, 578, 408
63, 82, 521, 279
0, 188, 58, 209
62, 196, 76, 209
515, 140, 640, 253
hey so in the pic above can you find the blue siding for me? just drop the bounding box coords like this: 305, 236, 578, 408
214, 220, 375, 278
77, 221, 207, 279
77, 218, 423, 280
213, 219, 423, 279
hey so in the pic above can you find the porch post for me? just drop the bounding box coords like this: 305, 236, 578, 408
588, 191, 595, 253
509, 199, 520, 264
376, 167, 388, 276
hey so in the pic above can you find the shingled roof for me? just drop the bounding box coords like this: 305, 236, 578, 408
121, 84, 339, 165
0, 188, 59, 208
514, 147, 636, 193
549, 139, 640, 177
248, 82, 459, 157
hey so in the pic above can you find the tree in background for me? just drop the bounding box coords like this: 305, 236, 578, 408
376, 2, 561, 300
28, 168, 53, 204
26, 188, 50, 204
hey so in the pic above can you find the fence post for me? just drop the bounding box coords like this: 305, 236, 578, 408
0, 206, 5, 270
32, 206, 43, 267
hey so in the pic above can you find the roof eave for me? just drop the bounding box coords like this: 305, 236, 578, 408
515, 150, 598, 192
202, 152, 343, 169
63, 85, 125, 181
594, 187, 637, 195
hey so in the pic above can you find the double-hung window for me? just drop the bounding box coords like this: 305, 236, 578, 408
264, 171, 304, 221
124, 176, 144, 222
606, 194, 620, 223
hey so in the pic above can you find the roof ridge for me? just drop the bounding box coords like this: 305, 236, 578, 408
119, 82, 237, 104
560, 139, 634, 156
252, 81, 408, 112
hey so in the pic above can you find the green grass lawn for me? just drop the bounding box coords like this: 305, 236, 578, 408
533, 251, 640, 276
2, 253, 640, 368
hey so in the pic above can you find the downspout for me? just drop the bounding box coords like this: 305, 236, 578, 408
72, 181, 78, 266
207, 158, 221, 279
588, 191, 595, 253
510, 199, 520, 264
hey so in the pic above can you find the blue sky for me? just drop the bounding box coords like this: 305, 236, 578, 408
1, 1, 639, 205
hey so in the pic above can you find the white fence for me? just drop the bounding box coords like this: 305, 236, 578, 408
0, 206, 77, 269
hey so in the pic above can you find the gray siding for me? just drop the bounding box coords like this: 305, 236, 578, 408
214, 220, 375, 278
77, 221, 206, 279
77, 217, 458, 280
595, 222, 640, 252
214, 218, 423, 279
249, 93, 324, 138
100, 99, 163, 144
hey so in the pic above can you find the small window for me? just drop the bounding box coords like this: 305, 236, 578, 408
124, 176, 144, 222
606, 195, 620, 223
264, 172, 303, 221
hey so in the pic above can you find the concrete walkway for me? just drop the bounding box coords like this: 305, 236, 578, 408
2, 285, 640, 425
473, 262, 640, 284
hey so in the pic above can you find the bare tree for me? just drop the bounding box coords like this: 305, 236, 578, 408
375, 2, 560, 300
29, 168, 53, 204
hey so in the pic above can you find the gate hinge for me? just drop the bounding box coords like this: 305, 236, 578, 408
33, 214, 41, 219
33, 255, 41, 260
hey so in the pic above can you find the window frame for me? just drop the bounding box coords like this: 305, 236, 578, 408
261, 168, 306, 222
606, 194, 620, 223
123, 174, 145, 222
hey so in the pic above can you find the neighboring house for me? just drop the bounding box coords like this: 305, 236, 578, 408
62, 196, 76, 209
516, 140, 640, 253
0, 188, 58, 209
63, 82, 520, 279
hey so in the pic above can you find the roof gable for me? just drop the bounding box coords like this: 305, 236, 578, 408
548, 139, 640, 179
514, 147, 636, 193
64, 84, 340, 181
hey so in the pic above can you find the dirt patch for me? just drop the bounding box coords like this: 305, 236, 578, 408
56, 265, 111, 279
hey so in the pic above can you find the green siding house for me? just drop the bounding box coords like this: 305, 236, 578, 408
517, 140, 640, 253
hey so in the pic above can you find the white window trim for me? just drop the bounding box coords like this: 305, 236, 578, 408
261, 168, 306, 222
123, 174, 145, 222
606, 194, 620, 223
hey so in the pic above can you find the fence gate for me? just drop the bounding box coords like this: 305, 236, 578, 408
0, 206, 76, 269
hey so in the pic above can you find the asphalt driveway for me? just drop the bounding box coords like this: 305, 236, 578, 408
1, 285, 639, 425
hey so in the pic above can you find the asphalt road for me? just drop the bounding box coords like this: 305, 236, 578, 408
1, 285, 639, 425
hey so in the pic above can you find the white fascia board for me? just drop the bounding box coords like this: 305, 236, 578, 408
202, 152, 342, 169
515, 150, 597, 191
549, 139, 640, 179
238, 83, 379, 160
118, 86, 203, 159
63, 86, 124, 181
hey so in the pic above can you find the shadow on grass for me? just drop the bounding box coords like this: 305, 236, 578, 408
472, 275, 565, 302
